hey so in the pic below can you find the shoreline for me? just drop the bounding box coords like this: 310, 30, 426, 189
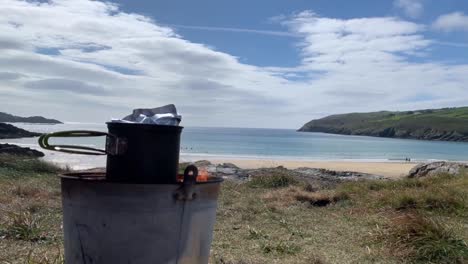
34, 152, 419, 179
180, 153, 437, 163
3, 140, 464, 179
180, 154, 467, 178
181, 157, 417, 179
180, 155, 416, 179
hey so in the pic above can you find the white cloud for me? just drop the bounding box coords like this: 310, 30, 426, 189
277, 11, 468, 114
0, 0, 298, 127
394, 0, 424, 18
1, 1, 468, 128
433, 12, 468, 32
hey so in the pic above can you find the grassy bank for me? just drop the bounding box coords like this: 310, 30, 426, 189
1, 155, 467, 263
299, 106, 468, 141
0, 154, 63, 263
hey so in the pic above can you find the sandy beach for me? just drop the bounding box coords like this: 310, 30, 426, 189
194, 158, 417, 178
31, 148, 419, 178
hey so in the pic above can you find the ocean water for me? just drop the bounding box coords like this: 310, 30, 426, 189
2, 122, 468, 169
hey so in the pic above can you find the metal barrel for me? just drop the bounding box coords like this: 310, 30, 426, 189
61, 175, 222, 264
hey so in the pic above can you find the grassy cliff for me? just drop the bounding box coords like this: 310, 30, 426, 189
299, 107, 468, 142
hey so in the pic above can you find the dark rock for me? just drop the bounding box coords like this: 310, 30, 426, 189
193, 160, 249, 181
0, 143, 44, 157
0, 123, 41, 139
407, 161, 468, 178
294, 167, 385, 180
82, 160, 391, 187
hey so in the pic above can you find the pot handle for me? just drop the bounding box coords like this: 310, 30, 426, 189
38, 130, 125, 156
183, 165, 199, 184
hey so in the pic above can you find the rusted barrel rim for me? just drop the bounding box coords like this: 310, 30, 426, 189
59, 172, 224, 184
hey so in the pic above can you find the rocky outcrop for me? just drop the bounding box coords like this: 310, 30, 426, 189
0, 123, 41, 139
0, 112, 62, 124
187, 160, 386, 186
407, 161, 468, 178
0, 143, 44, 157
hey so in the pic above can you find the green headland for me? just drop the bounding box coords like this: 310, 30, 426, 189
299, 107, 468, 142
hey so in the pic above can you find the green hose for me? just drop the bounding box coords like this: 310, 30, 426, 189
38, 130, 109, 155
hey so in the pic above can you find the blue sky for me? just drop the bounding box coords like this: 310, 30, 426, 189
0, 0, 468, 128
116, 0, 468, 66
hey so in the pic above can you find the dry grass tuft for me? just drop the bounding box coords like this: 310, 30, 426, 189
260, 240, 301, 255
381, 213, 468, 263
0, 211, 45, 242
263, 186, 348, 208
305, 254, 328, 264
11, 185, 45, 198
16, 248, 64, 264
247, 168, 301, 189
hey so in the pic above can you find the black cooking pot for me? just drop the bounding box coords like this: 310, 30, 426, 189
38, 122, 183, 184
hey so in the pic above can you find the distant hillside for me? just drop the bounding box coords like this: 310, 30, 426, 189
0, 123, 41, 139
299, 107, 468, 142
0, 112, 62, 124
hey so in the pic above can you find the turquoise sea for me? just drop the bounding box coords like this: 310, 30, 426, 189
2, 122, 468, 169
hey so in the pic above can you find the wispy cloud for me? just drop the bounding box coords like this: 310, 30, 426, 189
169, 24, 298, 37
394, 0, 424, 18
433, 40, 468, 48
433, 12, 468, 32
279, 11, 468, 114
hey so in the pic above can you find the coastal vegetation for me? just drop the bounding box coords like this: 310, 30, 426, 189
1, 155, 467, 263
299, 106, 468, 142
0, 112, 62, 124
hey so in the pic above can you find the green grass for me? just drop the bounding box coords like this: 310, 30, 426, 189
247, 173, 300, 189
0, 154, 63, 263
1, 211, 45, 242
212, 181, 376, 263
0, 154, 62, 176
1, 155, 467, 263
336, 173, 468, 216
300, 106, 468, 140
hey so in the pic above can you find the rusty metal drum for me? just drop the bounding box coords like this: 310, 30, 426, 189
60, 172, 222, 264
